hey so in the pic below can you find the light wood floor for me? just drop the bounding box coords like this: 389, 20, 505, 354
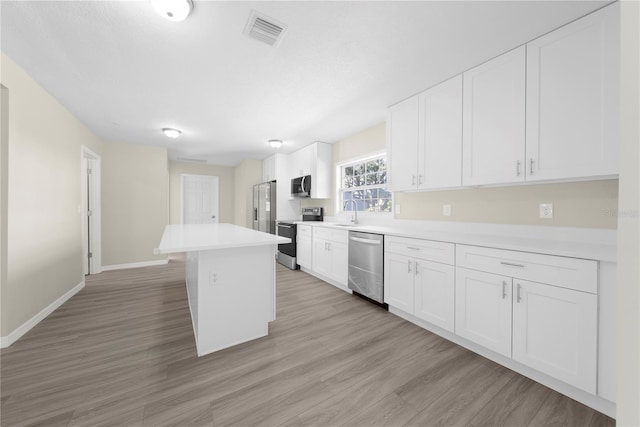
1, 259, 614, 427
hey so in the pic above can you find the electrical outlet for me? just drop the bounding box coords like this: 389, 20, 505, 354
539, 203, 553, 219
443, 204, 452, 217
209, 272, 219, 286
395, 204, 401, 214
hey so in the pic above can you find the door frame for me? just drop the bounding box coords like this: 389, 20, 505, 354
180, 174, 219, 224
81, 146, 102, 275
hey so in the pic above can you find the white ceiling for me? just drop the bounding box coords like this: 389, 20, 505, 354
1, 1, 610, 166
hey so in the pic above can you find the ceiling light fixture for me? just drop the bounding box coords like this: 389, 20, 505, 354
268, 139, 283, 148
151, 0, 194, 22
163, 128, 182, 138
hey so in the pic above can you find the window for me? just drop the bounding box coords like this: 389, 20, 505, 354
339, 154, 391, 212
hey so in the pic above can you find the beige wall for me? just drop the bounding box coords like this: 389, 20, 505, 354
0, 53, 103, 337
616, 1, 639, 424
102, 142, 167, 266
233, 159, 262, 228
168, 161, 235, 225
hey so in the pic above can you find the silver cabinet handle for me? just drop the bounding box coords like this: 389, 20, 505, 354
350, 237, 382, 245
418, 174, 423, 185
500, 261, 525, 268
530, 158, 534, 175
412, 175, 416, 186
407, 260, 412, 274
407, 247, 421, 251
415, 262, 419, 276
327, 242, 331, 251
516, 160, 521, 176
516, 283, 522, 303
502, 280, 507, 299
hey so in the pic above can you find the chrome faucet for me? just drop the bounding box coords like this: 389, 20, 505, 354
343, 200, 358, 224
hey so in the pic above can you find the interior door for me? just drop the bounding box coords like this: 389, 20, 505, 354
182, 175, 219, 224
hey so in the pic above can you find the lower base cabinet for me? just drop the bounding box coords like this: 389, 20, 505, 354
296, 224, 312, 269
312, 227, 348, 287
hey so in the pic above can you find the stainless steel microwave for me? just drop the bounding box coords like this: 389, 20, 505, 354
291, 175, 311, 197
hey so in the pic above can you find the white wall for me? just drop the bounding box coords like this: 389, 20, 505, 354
616, 1, 639, 424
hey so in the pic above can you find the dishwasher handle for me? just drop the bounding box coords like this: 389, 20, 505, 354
349, 236, 382, 245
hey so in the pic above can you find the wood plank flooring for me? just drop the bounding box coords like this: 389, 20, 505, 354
1, 258, 615, 426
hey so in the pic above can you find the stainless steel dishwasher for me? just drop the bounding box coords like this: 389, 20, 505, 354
348, 231, 386, 307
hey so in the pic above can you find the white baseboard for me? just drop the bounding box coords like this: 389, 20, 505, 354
0, 281, 85, 348
101, 259, 168, 271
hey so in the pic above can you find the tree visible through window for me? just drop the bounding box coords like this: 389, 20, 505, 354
341, 155, 391, 212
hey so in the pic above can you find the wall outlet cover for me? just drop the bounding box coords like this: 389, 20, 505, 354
539, 203, 554, 219
443, 204, 452, 217
395, 204, 401, 214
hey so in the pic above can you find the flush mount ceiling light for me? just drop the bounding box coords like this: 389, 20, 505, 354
268, 139, 283, 148
163, 128, 182, 138
151, 0, 194, 22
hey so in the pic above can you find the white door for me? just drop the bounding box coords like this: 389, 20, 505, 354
455, 267, 512, 357
512, 279, 598, 393
420, 74, 463, 190
388, 95, 420, 191
384, 252, 414, 313
312, 238, 332, 278
525, 3, 619, 181
414, 260, 455, 332
81, 146, 101, 275
462, 46, 526, 186
182, 175, 219, 224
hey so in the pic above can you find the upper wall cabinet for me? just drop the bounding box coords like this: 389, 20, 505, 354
289, 142, 332, 199
387, 95, 420, 191
263, 155, 276, 182
462, 46, 526, 186
420, 75, 463, 190
525, 3, 619, 181
388, 75, 462, 192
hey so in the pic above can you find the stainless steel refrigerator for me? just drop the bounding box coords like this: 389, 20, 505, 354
253, 181, 277, 234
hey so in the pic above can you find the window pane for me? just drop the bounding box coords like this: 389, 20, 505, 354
379, 158, 387, 171
345, 166, 354, 177
343, 176, 353, 188
366, 159, 379, 174
379, 171, 387, 184
354, 175, 365, 186
366, 173, 379, 185
354, 163, 365, 177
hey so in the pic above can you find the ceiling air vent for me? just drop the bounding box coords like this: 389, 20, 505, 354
243, 10, 287, 47
177, 157, 207, 164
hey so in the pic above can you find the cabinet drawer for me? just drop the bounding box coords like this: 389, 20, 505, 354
297, 224, 312, 238
456, 245, 597, 294
313, 226, 349, 244
385, 236, 454, 265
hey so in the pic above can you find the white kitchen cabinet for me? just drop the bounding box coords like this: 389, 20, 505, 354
288, 142, 332, 199
512, 279, 597, 393
455, 267, 513, 357
296, 224, 312, 269
262, 155, 276, 182
419, 74, 463, 190
387, 95, 420, 191
384, 251, 414, 312
312, 227, 348, 288
525, 3, 619, 182
462, 46, 526, 186
384, 236, 455, 331
455, 244, 598, 393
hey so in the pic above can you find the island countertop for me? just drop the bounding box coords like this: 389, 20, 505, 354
155, 223, 290, 254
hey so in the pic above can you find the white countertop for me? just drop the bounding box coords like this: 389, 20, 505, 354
297, 220, 617, 262
155, 223, 290, 254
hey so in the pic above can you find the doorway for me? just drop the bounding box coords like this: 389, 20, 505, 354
181, 174, 219, 224
81, 146, 101, 275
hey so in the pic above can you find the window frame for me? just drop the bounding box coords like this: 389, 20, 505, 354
335, 151, 392, 214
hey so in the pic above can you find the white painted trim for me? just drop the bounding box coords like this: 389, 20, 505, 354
101, 259, 168, 271
0, 281, 85, 348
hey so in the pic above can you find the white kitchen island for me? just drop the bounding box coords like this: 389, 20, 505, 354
156, 223, 289, 356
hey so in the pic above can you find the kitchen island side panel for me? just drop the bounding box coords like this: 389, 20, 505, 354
186, 251, 199, 341
195, 245, 274, 356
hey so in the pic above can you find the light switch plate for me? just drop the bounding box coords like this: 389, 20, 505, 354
395, 204, 401, 214
539, 203, 553, 219
443, 204, 452, 217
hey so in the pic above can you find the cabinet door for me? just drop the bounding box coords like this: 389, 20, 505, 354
512, 279, 597, 393
388, 95, 420, 191
455, 268, 512, 357
312, 238, 332, 278
384, 252, 414, 313
297, 236, 312, 269
526, 3, 619, 181
330, 241, 348, 287
263, 155, 276, 182
420, 75, 463, 190
462, 46, 526, 186
414, 260, 455, 332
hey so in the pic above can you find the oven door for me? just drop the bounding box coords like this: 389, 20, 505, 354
276, 223, 297, 257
